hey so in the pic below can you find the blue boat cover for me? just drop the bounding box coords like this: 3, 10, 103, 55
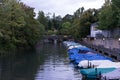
75, 53, 112, 64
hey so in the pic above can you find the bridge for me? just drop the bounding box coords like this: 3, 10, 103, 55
43, 35, 73, 43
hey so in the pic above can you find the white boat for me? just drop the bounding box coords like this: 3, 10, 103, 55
78, 60, 112, 68
97, 62, 120, 68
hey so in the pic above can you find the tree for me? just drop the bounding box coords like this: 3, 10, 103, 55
52, 13, 58, 30
111, 0, 120, 27
60, 22, 71, 35
70, 18, 80, 39
73, 7, 84, 19
37, 11, 48, 30
98, 0, 118, 30
21, 3, 45, 48
0, 0, 26, 50
47, 20, 52, 30
70, 8, 99, 39
62, 14, 73, 23
0, 0, 45, 52
98, 5, 115, 30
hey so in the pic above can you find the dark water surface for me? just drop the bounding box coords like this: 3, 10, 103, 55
0, 43, 82, 80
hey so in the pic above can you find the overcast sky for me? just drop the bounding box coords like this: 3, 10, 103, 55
20, 0, 105, 17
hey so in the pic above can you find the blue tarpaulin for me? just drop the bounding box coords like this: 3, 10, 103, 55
75, 53, 112, 64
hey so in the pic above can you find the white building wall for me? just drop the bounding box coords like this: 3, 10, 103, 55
90, 24, 102, 37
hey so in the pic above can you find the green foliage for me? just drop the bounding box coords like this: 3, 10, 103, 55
37, 12, 62, 31
98, 0, 120, 30
37, 11, 48, 30
45, 30, 57, 35
70, 8, 99, 39
62, 22, 71, 29
112, 0, 120, 27
62, 14, 73, 23
78, 9, 99, 37
60, 22, 71, 35
70, 18, 80, 39
0, 0, 45, 52
98, 1, 116, 30
47, 20, 53, 30
52, 15, 62, 30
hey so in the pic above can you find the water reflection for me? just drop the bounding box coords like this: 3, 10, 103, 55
0, 43, 82, 80
0, 52, 44, 80
35, 43, 82, 80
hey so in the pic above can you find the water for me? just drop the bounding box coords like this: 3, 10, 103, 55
0, 43, 82, 80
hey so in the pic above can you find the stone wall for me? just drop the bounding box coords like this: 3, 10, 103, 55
83, 38, 120, 50
82, 38, 120, 61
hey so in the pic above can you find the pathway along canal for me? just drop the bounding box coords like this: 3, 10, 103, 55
0, 43, 82, 80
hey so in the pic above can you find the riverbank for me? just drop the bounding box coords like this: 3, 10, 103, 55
81, 38, 120, 61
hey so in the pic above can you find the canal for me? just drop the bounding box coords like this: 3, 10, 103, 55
0, 43, 82, 80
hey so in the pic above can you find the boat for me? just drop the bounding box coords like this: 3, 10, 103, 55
80, 68, 116, 79
78, 60, 112, 68
101, 68, 120, 80
97, 62, 120, 68
74, 53, 112, 64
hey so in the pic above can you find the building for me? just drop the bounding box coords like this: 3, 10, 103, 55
90, 23, 120, 38
90, 23, 103, 38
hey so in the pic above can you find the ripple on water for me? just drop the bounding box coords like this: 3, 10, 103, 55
35, 44, 82, 80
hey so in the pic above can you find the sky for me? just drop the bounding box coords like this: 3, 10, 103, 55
20, 0, 105, 17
